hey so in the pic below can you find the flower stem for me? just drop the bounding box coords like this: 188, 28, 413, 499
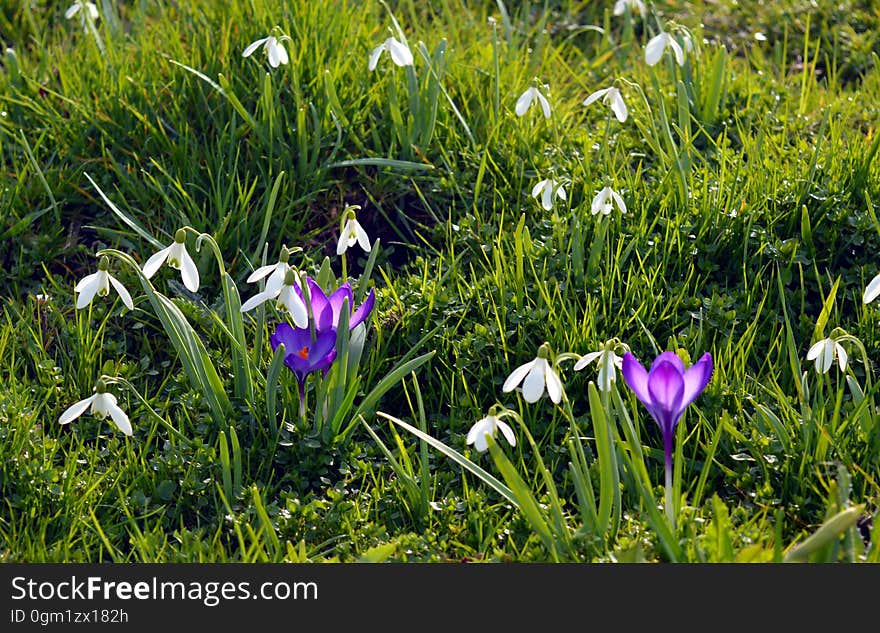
664, 432, 676, 530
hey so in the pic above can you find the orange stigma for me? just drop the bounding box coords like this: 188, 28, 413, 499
297, 346, 309, 359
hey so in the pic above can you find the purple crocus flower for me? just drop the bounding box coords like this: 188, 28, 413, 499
621, 350, 712, 524
270, 322, 338, 406
298, 278, 376, 333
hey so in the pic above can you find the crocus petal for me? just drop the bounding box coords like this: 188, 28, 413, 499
59, 395, 95, 425
304, 278, 333, 331
179, 247, 200, 292
647, 360, 685, 431
270, 322, 299, 352
521, 360, 547, 403
387, 38, 413, 66
515, 88, 534, 117
142, 246, 171, 279
503, 360, 534, 393
621, 353, 652, 406
536, 91, 552, 119
329, 284, 354, 326
544, 363, 563, 404
350, 288, 376, 330
583, 87, 609, 107
496, 419, 517, 448
109, 275, 134, 311
679, 353, 713, 414
864, 273, 880, 304
610, 91, 628, 122
368, 43, 385, 71
650, 351, 685, 374
243, 37, 268, 58
645, 33, 667, 66
573, 351, 603, 371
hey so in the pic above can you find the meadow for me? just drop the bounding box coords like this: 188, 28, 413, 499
1, 0, 879, 563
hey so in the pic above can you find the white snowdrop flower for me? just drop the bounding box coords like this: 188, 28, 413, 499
806, 337, 848, 374
591, 186, 627, 216
240, 268, 308, 328
74, 256, 134, 311
502, 343, 564, 404
531, 178, 567, 211
142, 229, 200, 293
646, 31, 686, 66
336, 205, 371, 255
466, 408, 517, 453
583, 85, 628, 123
614, 0, 646, 17
368, 36, 413, 71
515, 86, 552, 119
243, 30, 291, 68
574, 347, 624, 392
59, 379, 132, 436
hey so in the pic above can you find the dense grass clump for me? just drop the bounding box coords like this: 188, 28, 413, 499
1, 0, 879, 562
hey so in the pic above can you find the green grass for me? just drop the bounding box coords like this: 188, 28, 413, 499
1, 0, 879, 562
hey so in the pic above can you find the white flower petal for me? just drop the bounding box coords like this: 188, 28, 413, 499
610, 91, 628, 122
243, 37, 268, 58
467, 417, 495, 452
65, 3, 82, 19
75, 274, 101, 309
74, 271, 100, 292
583, 87, 609, 107
669, 38, 685, 65
240, 290, 271, 312
336, 231, 349, 255
496, 419, 517, 448
864, 273, 880, 303
267, 39, 282, 67
275, 40, 289, 66
280, 287, 309, 328
515, 88, 534, 117
521, 360, 547, 403
108, 400, 132, 436
574, 351, 603, 371
645, 33, 667, 66
542, 182, 554, 210
536, 90, 552, 119
247, 264, 277, 284
806, 340, 824, 360
178, 246, 200, 292
531, 179, 547, 199
612, 190, 627, 214
355, 221, 372, 252
59, 395, 95, 425
109, 275, 134, 311
544, 363, 563, 403
368, 43, 385, 71
86, 3, 98, 20
503, 360, 534, 393
142, 245, 171, 279
387, 38, 413, 67
820, 340, 834, 373
836, 344, 848, 372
